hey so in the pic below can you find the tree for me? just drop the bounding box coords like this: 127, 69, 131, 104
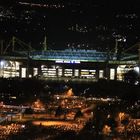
55, 105, 63, 117
124, 70, 139, 85
94, 106, 108, 136
24, 108, 34, 114
121, 117, 129, 137
106, 117, 117, 135
74, 109, 83, 120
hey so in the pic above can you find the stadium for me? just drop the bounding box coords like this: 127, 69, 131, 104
0, 36, 139, 81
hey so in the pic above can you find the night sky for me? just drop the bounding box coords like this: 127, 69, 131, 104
0, 0, 139, 51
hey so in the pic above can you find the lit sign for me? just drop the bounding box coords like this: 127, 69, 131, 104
55, 60, 80, 64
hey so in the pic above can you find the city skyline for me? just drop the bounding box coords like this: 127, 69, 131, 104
0, 0, 139, 51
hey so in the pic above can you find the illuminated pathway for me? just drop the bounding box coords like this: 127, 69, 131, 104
32, 120, 85, 132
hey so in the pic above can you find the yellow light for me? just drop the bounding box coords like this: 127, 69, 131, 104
66, 88, 74, 96
118, 112, 125, 121
102, 125, 111, 135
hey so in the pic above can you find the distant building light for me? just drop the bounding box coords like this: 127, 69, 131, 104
21, 125, 25, 128
56, 96, 60, 100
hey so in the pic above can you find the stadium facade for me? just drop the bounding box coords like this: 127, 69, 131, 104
0, 37, 139, 81
0, 49, 139, 81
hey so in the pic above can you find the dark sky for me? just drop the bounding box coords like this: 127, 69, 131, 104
0, 0, 139, 50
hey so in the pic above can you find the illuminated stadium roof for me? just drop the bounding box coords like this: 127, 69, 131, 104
29, 49, 116, 62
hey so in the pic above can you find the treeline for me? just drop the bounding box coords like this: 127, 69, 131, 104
0, 78, 140, 101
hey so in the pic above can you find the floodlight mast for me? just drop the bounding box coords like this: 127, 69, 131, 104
43, 36, 47, 51
138, 44, 140, 77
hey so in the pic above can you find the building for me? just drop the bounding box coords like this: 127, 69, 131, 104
0, 37, 139, 81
